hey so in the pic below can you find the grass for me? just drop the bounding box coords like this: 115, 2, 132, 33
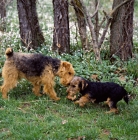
0, 0, 138, 139
0, 88, 138, 140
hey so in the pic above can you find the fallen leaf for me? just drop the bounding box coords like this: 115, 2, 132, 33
68, 136, 85, 140
114, 68, 126, 74
0, 107, 4, 110
91, 74, 98, 80
17, 107, 26, 113
103, 129, 110, 135
118, 75, 126, 82
62, 120, 68, 124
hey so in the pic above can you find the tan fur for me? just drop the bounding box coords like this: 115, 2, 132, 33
106, 108, 119, 114
105, 98, 119, 114
75, 94, 90, 107
66, 76, 81, 100
1, 48, 75, 100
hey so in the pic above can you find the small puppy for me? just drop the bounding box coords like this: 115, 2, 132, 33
67, 76, 129, 113
1, 48, 75, 100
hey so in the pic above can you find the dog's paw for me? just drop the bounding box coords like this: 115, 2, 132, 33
105, 109, 119, 114
54, 97, 60, 101
2, 95, 8, 99
74, 100, 79, 104
36, 93, 42, 97
66, 95, 76, 101
74, 101, 85, 107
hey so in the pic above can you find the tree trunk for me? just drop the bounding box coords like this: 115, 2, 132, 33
110, 0, 134, 60
94, 0, 99, 43
17, 0, 44, 50
80, 0, 101, 61
0, 0, 6, 31
52, 0, 70, 54
71, 0, 88, 50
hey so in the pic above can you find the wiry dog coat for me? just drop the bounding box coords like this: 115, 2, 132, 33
1, 48, 75, 100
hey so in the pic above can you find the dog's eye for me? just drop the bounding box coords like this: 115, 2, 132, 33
68, 72, 72, 75
67, 83, 70, 86
71, 85, 76, 88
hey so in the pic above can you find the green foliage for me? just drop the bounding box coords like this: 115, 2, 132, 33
126, 59, 138, 79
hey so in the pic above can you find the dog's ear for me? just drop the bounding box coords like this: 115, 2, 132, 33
61, 61, 71, 69
79, 80, 88, 90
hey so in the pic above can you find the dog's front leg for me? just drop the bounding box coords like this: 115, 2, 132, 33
75, 94, 90, 107
43, 85, 60, 101
67, 94, 76, 101
32, 83, 42, 97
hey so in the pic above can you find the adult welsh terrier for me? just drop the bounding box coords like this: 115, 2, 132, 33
1, 48, 75, 100
67, 76, 129, 113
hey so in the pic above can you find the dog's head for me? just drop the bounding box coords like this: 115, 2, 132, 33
57, 61, 75, 86
66, 76, 88, 100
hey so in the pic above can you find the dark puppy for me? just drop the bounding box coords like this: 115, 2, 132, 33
67, 76, 129, 113
1, 48, 75, 100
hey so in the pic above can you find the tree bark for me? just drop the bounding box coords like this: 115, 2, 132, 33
17, 0, 44, 50
80, 0, 101, 61
0, 0, 6, 31
71, 0, 88, 50
52, 0, 70, 54
110, 0, 134, 60
94, 0, 99, 43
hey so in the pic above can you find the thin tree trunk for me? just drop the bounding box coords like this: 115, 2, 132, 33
71, 0, 88, 50
94, 0, 99, 43
80, 0, 101, 61
0, 0, 6, 31
52, 0, 70, 54
17, 0, 44, 50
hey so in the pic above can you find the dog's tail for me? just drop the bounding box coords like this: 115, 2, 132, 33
5, 48, 13, 57
123, 94, 129, 104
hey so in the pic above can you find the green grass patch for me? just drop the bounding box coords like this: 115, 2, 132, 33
0, 91, 138, 139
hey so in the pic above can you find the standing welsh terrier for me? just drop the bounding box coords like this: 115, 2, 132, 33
67, 76, 129, 113
1, 48, 75, 100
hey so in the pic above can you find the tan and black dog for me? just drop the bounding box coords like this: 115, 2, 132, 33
1, 48, 75, 100
67, 76, 129, 113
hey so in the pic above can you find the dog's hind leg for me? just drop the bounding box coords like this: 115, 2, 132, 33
106, 99, 118, 114
1, 75, 18, 99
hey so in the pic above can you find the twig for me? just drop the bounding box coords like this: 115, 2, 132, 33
91, 0, 100, 19
19, 99, 59, 104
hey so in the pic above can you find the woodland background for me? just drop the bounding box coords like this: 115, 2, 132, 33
0, 0, 138, 139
